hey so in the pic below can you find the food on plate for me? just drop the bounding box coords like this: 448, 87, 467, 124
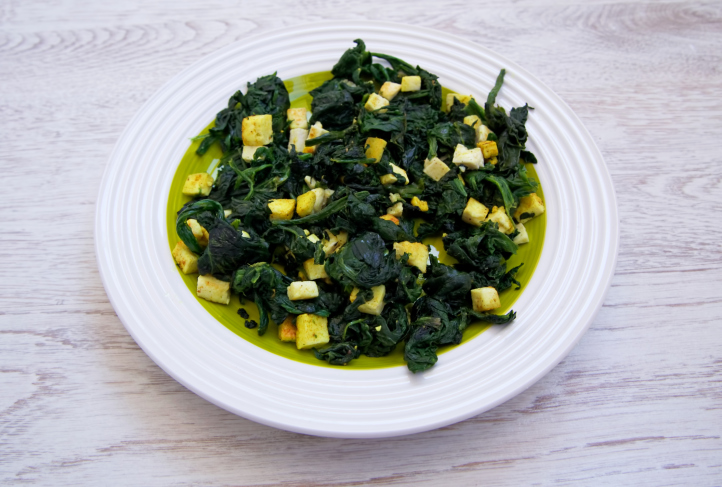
171, 39, 545, 372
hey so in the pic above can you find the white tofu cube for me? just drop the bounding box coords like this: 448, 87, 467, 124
401, 76, 421, 92
464, 115, 481, 128
423, 157, 450, 182
303, 122, 328, 154
486, 206, 515, 234
446, 93, 473, 110
287, 107, 308, 129
197, 275, 231, 305
241, 114, 273, 146
379, 81, 402, 101
303, 258, 329, 280
182, 173, 214, 197
513, 222, 529, 245
471, 287, 501, 312
364, 93, 390, 112
462, 198, 490, 227
349, 285, 386, 315
241, 145, 261, 162
311, 188, 329, 213
322, 230, 348, 255
452, 144, 483, 170
287, 281, 319, 301
288, 128, 309, 153
393, 241, 429, 273
475, 124, 493, 143
187, 219, 209, 247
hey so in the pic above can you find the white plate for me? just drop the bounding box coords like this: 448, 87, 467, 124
95, 21, 618, 438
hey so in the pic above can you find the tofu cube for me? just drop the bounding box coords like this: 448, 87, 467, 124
349, 285, 386, 315
311, 188, 330, 212
241, 145, 261, 162
364, 93, 390, 112
393, 241, 429, 274
172, 241, 198, 274
365, 137, 387, 163
445, 93, 473, 110
380, 214, 399, 225
303, 122, 328, 153
463, 115, 481, 128
322, 230, 348, 255
514, 193, 546, 223
471, 287, 501, 312
288, 128, 309, 153
486, 206, 515, 234
475, 124, 493, 143
182, 173, 214, 197
400, 76, 421, 92
303, 258, 328, 280
423, 157, 451, 182
287, 107, 308, 129
197, 275, 231, 305
295, 313, 329, 350
268, 199, 296, 221
452, 144, 483, 170
380, 163, 409, 186
241, 114, 273, 146
187, 219, 209, 247
512, 222, 529, 245
379, 81, 401, 101
387, 202, 403, 218
477, 140, 499, 159
277, 316, 297, 342
411, 196, 429, 212
296, 191, 317, 218
462, 198, 490, 227
287, 281, 319, 301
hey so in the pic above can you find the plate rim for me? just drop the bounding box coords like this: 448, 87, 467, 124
95, 20, 619, 438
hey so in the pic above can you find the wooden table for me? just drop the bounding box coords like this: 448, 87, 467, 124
2, 1, 721, 485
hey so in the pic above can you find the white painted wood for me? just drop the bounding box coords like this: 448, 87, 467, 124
1, 0, 720, 485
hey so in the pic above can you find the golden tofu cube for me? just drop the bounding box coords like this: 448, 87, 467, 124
287, 107, 308, 129
349, 285, 386, 315
445, 93, 473, 110
471, 287, 501, 312
512, 222, 529, 245
411, 196, 429, 212
365, 137, 387, 163
241, 114, 273, 146
364, 93, 390, 112
277, 316, 297, 342
423, 157, 450, 182
241, 145, 261, 162
400, 76, 421, 92
303, 122, 328, 153
475, 124, 493, 143
296, 191, 317, 218
452, 144, 483, 170
379, 163, 409, 186
187, 219, 209, 247
380, 214, 399, 225
182, 173, 214, 197
463, 115, 481, 128
387, 202, 403, 218
287, 281, 319, 301
288, 128, 308, 153
172, 241, 198, 274
268, 199, 296, 221
514, 193, 546, 223
393, 241, 429, 274
477, 140, 499, 159
322, 230, 348, 255
296, 313, 329, 349
303, 258, 329, 280
462, 198, 490, 227
379, 81, 401, 101
197, 275, 231, 305
488, 156, 498, 166
486, 206, 515, 234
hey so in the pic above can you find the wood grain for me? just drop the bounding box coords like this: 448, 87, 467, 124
1, 1, 721, 485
